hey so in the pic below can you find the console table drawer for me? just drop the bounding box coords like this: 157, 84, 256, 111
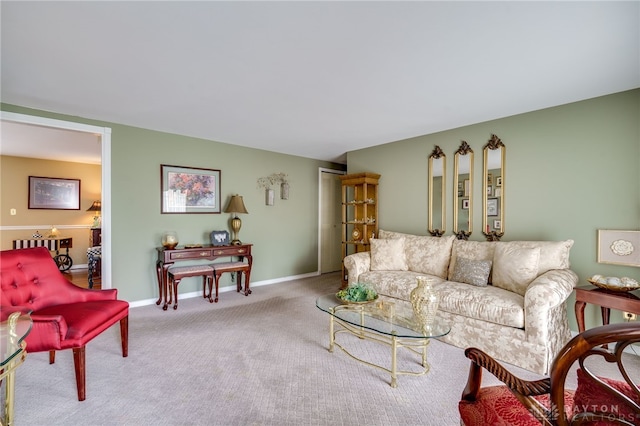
212, 246, 251, 256
168, 249, 213, 261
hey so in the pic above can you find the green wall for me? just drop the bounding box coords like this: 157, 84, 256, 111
3, 89, 638, 330
1, 104, 344, 303
347, 89, 640, 330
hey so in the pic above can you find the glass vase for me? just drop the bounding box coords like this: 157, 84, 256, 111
162, 231, 179, 250
410, 276, 440, 333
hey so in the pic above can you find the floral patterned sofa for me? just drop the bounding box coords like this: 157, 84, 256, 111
343, 230, 577, 374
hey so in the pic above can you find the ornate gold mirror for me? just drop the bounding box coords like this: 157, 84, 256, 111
482, 134, 505, 241
428, 145, 446, 236
453, 141, 473, 240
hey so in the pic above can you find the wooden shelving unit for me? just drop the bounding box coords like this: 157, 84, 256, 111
339, 172, 380, 286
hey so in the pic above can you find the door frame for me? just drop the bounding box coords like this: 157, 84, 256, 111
317, 167, 346, 273
1, 111, 113, 289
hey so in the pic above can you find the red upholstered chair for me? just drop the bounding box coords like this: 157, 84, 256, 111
0, 247, 129, 401
459, 322, 640, 425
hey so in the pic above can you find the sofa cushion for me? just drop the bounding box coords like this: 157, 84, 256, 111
503, 240, 573, 276
450, 257, 492, 287
448, 240, 497, 282
359, 270, 438, 300
378, 230, 454, 279
437, 281, 525, 328
492, 245, 540, 296
369, 238, 408, 271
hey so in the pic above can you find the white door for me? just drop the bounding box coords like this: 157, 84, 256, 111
320, 170, 344, 273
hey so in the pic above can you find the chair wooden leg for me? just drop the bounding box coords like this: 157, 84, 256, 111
120, 316, 129, 357
72, 346, 86, 401
49, 350, 56, 364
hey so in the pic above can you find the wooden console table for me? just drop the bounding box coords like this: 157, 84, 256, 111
574, 285, 640, 332
155, 244, 253, 308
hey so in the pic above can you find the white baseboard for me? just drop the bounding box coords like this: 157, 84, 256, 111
128, 270, 320, 308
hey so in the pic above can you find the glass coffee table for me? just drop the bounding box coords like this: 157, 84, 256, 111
316, 294, 450, 388
1, 311, 32, 426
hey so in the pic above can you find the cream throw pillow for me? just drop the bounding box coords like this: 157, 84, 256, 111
450, 257, 492, 287
492, 245, 541, 296
370, 238, 408, 271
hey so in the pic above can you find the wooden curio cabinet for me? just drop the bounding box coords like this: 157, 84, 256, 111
339, 172, 380, 286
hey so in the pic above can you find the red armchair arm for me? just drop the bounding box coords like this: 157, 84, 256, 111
25, 314, 69, 352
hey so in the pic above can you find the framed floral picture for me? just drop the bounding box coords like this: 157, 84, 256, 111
161, 165, 221, 214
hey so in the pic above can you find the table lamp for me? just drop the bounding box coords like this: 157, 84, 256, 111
87, 200, 102, 228
224, 195, 249, 245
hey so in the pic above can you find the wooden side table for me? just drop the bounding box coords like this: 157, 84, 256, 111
574, 285, 640, 332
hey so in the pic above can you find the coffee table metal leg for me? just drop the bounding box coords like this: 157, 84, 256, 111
391, 335, 398, 388
422, 340, 429, 368
329, 311, 335, 353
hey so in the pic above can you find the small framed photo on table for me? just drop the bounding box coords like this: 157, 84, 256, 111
210, 230, 230, 246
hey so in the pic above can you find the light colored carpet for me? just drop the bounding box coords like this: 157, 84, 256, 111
10, 272, 639, 425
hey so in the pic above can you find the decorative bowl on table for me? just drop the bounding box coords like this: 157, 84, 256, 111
336, 284, 378, 304
588, 275, 639, 293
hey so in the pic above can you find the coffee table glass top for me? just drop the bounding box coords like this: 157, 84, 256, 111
316, 294, 450, 339
1, 311, 32, 368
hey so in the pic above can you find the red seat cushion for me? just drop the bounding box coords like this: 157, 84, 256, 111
459, 386, 574, 426
32, 300, 128, 350
573, 368, 640, 425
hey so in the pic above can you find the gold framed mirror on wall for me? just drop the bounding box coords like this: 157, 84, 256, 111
428, 145, 446, 237
453, 141, 473, 240
482, 134, 505, 241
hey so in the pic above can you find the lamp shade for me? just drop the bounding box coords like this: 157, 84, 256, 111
224, 195, 248, 214
86, 201, 102, 212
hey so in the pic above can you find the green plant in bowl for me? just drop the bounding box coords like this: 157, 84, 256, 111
336, 283, 378, 303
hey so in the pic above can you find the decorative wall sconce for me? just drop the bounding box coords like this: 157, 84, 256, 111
257, 173, 290, 204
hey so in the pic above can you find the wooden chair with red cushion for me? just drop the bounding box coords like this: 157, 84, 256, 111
0, 247, 129, 401
459, 322, 640, 425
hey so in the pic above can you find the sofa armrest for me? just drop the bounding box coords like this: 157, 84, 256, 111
524, 269, 578, 345
343, 252, 371, 284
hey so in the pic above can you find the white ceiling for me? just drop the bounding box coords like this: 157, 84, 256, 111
1, 1, 638, 165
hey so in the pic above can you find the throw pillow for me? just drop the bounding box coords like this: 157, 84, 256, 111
370, 238, 408, 271
506, 240, 574, 275
573, 368, 640, 423
492, 244, 540, 296
448, 239, 496, 283
450, 257, 492, 287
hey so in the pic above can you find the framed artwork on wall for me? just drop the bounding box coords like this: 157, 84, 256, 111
28, 176, 80, 210
597, 230, 640, 267
161, 164, 221, 214
487, 198, 499, 217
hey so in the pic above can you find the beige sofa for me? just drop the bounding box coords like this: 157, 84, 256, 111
343, 230, 578, 374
